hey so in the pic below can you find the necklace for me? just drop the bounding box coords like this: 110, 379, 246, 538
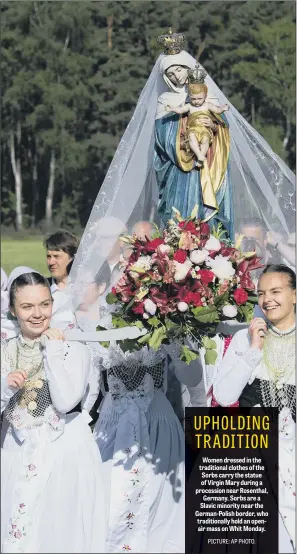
268, 322, 296, 337
16, 339, 44, 412
263, 327, 295, 389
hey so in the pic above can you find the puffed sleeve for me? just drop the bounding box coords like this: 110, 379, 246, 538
81, 348, 101, 420
1, 340, 18, 413
43, 339, 90, 413
1, 376, 17, 413
213, 329, 262, 406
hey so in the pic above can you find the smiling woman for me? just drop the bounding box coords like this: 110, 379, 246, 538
1, 269, 106, 553
211, 263, 296, 553
9, 272, 53, 339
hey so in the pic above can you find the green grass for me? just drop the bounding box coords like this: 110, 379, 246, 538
1, 238, 48, 276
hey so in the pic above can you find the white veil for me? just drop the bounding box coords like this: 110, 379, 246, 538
68, 50, 295, 319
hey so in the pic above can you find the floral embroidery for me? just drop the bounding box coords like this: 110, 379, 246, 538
122, 545, 131, 551
130, 468, 140, 475
8, 522, 26, 542
18, 503, 26, 514
25, 463, 37, 480
130, 479, 140, 487
126, 512, 135, 529
124, 493, 132, 503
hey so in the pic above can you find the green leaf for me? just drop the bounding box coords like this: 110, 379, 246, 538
134, 320, 144, 329
112, 315, 128, 328
149, 327, 167, 350
214, 292, 229, 307
180, 345, 199, 364
99, 341, 110, 348
125, 297, 136, 310
138, 332, 152, 345
148, 316, 160, 327
192, 306, 219, 323
238, 302, 254, 323
96, 324, 107, 332
204, 349, 218, 365
165, 317, 179, 331
202, 337, 217, 350
106, 293, 118, 305
151, 223, 162, 238
247, 295, 258, 303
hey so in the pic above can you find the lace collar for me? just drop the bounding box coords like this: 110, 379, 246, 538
269, 322, 296, 337
18, 334, 41, 349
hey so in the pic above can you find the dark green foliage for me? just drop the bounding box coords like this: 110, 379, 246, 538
1, 1, 295, 229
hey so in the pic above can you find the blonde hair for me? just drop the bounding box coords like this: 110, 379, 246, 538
188, 82, 208, 95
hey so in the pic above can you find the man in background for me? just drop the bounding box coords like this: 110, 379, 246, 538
44, 229, 78, 321
239, 218, 295, 271
45, 229, 78, 290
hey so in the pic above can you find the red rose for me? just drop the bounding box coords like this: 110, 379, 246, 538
233, 288, 249, 305
146, 238, 164, 252
178, 221, 198, 235
197, 269, 215, 285
184, 291, 202, 306
200, 223, 210, 236
111, 287, 116, 295
149, 287, 168, 308
173, 249, 187, 263
132, 302, 145, 315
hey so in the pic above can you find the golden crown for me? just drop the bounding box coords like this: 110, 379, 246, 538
157, 27, 185, 55
188, 64, 207, 84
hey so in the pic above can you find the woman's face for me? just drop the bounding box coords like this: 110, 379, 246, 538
11, 284, 53, 339
258, 272, 296, 326
78, 282, 106, 311
165, 65, 188, 87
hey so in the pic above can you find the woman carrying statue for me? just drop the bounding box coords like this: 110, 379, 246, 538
213, 264, 296, 553
1, 268, 106, 553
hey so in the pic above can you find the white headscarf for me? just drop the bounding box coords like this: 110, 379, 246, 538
6, 266, 36, 300
1, 266, 37, 340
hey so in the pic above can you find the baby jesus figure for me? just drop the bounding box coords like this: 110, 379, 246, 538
167, 81, 229, 167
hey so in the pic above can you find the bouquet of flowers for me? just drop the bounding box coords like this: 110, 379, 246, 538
102, 207, 263, 363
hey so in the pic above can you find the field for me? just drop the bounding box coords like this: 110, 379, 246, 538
1, 237, 48, 276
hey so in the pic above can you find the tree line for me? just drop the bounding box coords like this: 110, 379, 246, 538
1, 0, 295, 232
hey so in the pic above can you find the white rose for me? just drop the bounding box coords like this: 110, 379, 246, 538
144, 298, 157, 315
130, 255, 152, 271
143, 313, 149, 320
205, 235, 221, 252
190, 249, 208, 265
222, 304, 238, 318
129, 271, 139, 281
159, 244, 171, 255
207, 255, 235, 280
177, 302, 189, 312
173, 259, 192, 282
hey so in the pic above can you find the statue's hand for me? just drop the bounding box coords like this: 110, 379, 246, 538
199, 116, 216, 131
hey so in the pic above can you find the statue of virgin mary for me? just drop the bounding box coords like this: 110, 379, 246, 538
154, 33, 232, 234
68, 29, 295, 311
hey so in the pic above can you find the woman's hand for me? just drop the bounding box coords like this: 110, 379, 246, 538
7, 370, 28, 389
199, 116, 217, 131
42, 328, 65, 341
248, 318, 267, 350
